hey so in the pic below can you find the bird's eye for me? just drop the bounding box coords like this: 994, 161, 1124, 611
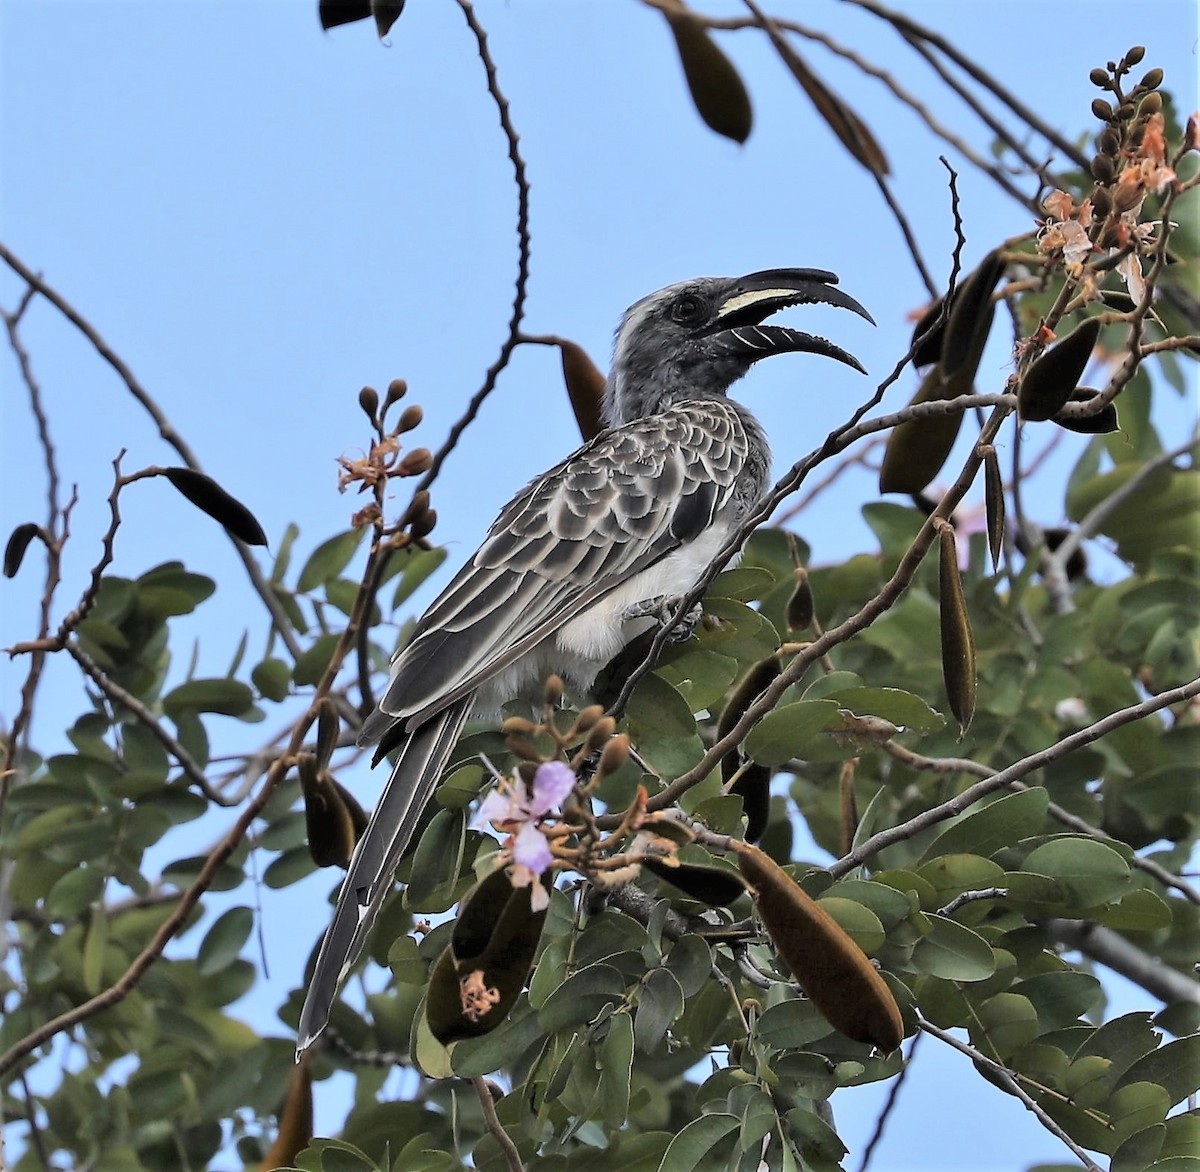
672, 294, 705, 323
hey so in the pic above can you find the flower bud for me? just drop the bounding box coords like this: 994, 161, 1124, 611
1097, 127, 1120, 155
1138, 67, 1162, 91
1090, 154, 1115, 183
397, 404, 424, 432
398, 447, 433, 476
1124, 46, 1145, 66
1116, 102, 1135, 121
1091, 98, 1114, 121
1138, 91, 1163, 116
1089, 67, 1110, 87
384, 378, 408, 408
358, 385, 379, 419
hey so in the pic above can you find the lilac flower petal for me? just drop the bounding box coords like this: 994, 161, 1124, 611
530, 760, 575, 815
476, 790, 515, 829
513, 821, 552, 874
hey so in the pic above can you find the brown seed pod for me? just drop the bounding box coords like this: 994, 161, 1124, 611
642, 856, 750, 907
259, 1051, 314, 1170
425, 868, 549, 1044
717, 657, 782, 784
983, 447, 1006, 572
662, 8, 753, 144
558, 338, 608, 443
908, 293, 947, 368
162, 467, 268, 547
942, 251, 1004, 379
315, 697, 340, 771
1018, 317, 1102, 422
838, 759, 859, 858
729, 763, 772, 843
408, 508, 437, 541
1050, 387, 1120, 435
937, 520, 976, 735
299, 754, 368, 869
878, 366, 965, 495
785, 566, 815, 632
733, 841, 904, 1051
3, 522, 40, 579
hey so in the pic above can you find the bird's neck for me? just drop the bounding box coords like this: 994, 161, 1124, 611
604, 366, 733, 428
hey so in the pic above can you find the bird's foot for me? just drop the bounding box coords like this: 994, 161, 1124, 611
626, 595, 703, 643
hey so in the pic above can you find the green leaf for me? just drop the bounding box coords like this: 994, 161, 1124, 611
404, 808, 467, 912
538, 963, 626, 1033
822, 685, 945, 733
197, 906, 254, 975
1116, 1034, 1200, 1107
296, 528, 365, 593
656, 1112, 740, 1172
162, 677, 255, 718
1022, 838, 1131, 907
271, 521, 300, 583
45, 865, 105, 920
756, 997, 833, 1050
389, 546, 448, 610
601, 1013, 635, 1128
251, 657, 291, 702
971, 992, 1040, 1060
816, 896, 886, 954
635, 968, 685, 1054
743, 700, 841, 766
664, 935, 712, 998
293, 632, 343, 687
919, 788, 1049, 863
910, 915, 996, 981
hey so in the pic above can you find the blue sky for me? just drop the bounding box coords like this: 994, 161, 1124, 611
2, 1, 1197, 1168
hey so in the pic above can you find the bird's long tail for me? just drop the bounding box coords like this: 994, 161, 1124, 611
296, 694, 474, 1054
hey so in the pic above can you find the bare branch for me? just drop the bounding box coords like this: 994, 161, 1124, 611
410, 0, 532, 497
833, 677, 1200, 878
474, 1077, 524, 1172
918, 1019, 1104, 1172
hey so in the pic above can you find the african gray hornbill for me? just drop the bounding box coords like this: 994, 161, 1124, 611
297, 268, 872, 1053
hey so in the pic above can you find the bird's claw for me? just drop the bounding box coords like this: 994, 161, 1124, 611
627, 595, 703, 642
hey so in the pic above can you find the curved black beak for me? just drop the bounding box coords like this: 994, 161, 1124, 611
708, 268, 874, 374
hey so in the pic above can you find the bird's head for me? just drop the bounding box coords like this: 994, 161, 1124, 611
605, 268, 873, 426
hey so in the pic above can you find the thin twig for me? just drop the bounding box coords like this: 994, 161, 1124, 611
474, 1077, 524, 1172
841, 0, 1090, 170
883, 741, 1200, 905
0, 242, 304, 661
918, 1019, 1104, 1171
856, 1031, 919, 1172
410, 0, 532, 498
64, 641, 227, 804
833, 677, 1200, 878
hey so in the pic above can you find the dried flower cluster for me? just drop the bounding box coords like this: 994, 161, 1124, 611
1037, 46, 1192, 305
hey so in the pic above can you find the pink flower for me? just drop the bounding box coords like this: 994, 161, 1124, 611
475, 759, 577, 908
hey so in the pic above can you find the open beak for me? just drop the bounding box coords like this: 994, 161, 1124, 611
708, 268, 874, 373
